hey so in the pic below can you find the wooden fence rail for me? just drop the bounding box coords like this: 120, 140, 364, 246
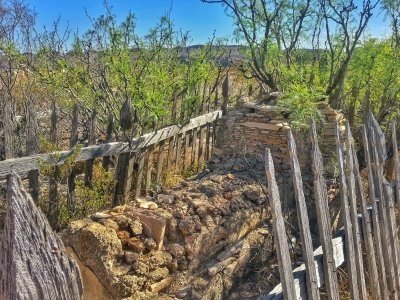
0, 110, 221, 227
262, 113, 400, 300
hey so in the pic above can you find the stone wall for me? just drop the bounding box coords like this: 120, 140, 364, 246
215, 102, 345, 176
214, 102, 345, 211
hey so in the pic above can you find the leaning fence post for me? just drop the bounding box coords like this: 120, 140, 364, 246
391, 122, 400, 208
26, 96, 39, 204
349, 126, 381, 300
84, 107, 97, 187
3, 92, 14, 160
309, 118, 340, 300
67, 104, 79, 214
221, 73, 230, 115
288, 130, 319, 300
48, 100, 59, 228
367, 118, 398, 298
335, 121, 360, 300
362, 126, 389, 299
102, 114, 114, 170
264, 148, 296, 300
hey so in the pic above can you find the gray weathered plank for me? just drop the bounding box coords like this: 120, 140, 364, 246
264, 148, 296, 300
102, 114, 114, 170
145, 146, 154, 196
367, 120, 398, 298
26, 96, 39, 204
335, 121, 359, 300
262, 231, 346, 300
166, 136, 175, 175
309, 118, 340, 300
84, 108, 97, 187
350, 127, 381, 300
183, 130, 191, 172
67, 104, 79, 214
112, 152, 135, 206
0, 110, 222, 181
175, 134, 183, 171
392, 122, 400, 205
135, 151, 145, 199
0, 172, 83, 300
362, 125, 389, 299
156, 141, 166, 185
287, 130, 319, 300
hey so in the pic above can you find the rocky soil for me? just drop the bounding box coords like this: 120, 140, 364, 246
62, 155, 276, 300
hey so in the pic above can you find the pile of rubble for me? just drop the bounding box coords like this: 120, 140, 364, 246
62, 155, 274, 299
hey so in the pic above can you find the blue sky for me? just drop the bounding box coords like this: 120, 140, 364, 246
28, 0, 391, 45
29, 0, 234, 44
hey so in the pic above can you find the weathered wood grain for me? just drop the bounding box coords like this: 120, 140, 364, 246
112, 152, 135, 206
362, 126, 389, 299
261, 231, 346, 300
102, 114, 114, 170
349, 126, 381, 300
156, 141, 166, 185
344, 123, 367, 298
67, 104, 79, 214
183, 130, 191, 172
3, 92, 14, 159
309, 118, 340, 300
0, 172, 83, 299
145, 146, 154, 196
26, 96, 39, 204
264, 148, 296, 300
335, 121, 359, 300
135, 151, 145, 199
287, 130, 319, 300
84, 108, 97, 187
166, 136, 175, 174
367, 121, 398, 298
0, 111, 222, 181
198, 126, 205, 167
175, 134, 183, 171
392, 122, 400, 206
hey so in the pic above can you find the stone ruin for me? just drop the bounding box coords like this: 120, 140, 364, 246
62, 156, 274, 300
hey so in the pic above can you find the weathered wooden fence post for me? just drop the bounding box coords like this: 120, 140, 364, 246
0, 172, 83, 299
288, 130, 319, 300
156, 141, 166, 186
391, 122, 400, 204
221, 73, 230, 115
264, 148, 296, 300
84, 107, 97, 187
362, 125, 389, 299
310, 118, 340, 300
348, 126, 381, 300
343, 123, 367, 299
335, 121, 360, 300
135, 150, 145, 199
68, 104, 79, 214
26, 96, 39, 204
102, 114, 114, 170
367, 116, 398, 298
146, 146, 154, 196
48, 99, 59, 228
3, 92, 14, 160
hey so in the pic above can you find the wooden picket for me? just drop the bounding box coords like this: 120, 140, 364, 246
309, 118, 340, 300
265, 113, 400, 300
287, 130, 319, 300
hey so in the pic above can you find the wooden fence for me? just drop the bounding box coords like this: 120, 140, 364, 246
263, 113, 400, 300
0, 109, 222, 228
